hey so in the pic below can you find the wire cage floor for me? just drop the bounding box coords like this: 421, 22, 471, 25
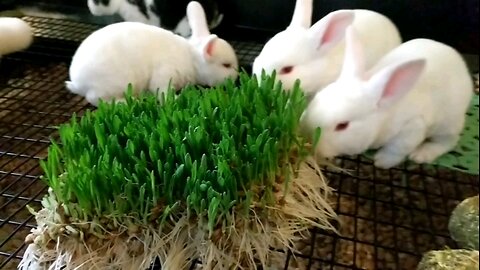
1, 15, 479, 270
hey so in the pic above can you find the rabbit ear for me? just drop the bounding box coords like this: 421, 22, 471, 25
367, 59, 426, 108
340, 26, 365, 79
308, 10, 355, 53
187, 1, 210, 39
200, 34, 218, 61
288, 0, 313, 29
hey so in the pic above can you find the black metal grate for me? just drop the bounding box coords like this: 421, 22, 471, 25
0, 16, 479, 270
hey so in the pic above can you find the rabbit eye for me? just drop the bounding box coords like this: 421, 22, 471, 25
279, 66, 294, 74
335, 122, 350, 131
222, 63, 232, 68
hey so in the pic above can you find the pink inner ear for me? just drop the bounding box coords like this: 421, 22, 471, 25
321, 24, 336, 45
318, 13, 353, 48
206, 40, 215, 57
380, 60, 426, 102
382, 70, 405, 99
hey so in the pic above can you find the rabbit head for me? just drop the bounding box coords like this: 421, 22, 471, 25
301, 26, 426, 159
252, 0, 355, 95
88, 0, 121, 16
187, 1, 238, 86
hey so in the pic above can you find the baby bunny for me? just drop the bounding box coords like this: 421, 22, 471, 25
301, 26, 473, 169
252, 0, 401, 96
66, 1, 238, 106
0, 17, 33, 58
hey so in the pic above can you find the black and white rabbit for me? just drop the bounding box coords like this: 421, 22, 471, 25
87, 0, 223, 37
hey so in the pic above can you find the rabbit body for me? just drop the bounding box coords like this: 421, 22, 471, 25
302, 28, 473, 169
67, 22, 196, 106
252, 5, 401, 96
0, 17, 33, 57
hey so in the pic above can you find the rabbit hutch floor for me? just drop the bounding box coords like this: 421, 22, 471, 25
1, 14, 479, 270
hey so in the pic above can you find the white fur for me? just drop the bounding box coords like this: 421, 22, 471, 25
0, 17, 33, 57
66, 1, 238, 106
302, 26, 474, 169
252, 0, 401, 96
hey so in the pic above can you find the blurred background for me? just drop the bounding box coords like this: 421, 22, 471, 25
1, 0, 478, 54
1, 0, 477, 70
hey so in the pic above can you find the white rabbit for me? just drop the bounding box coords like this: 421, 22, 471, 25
66, 1, 238, 106
0, 17, 33, 58
252, 0, 402, 96
301, 26, 473, 169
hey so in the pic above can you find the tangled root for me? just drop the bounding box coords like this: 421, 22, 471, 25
20, 159, 337, 270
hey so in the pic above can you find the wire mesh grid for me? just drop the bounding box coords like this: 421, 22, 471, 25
0, 16, 479, 270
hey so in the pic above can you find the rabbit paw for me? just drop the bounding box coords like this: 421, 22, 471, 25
409, 144, 442, 164
409, 135, 458, 164
374, 151, 405, 169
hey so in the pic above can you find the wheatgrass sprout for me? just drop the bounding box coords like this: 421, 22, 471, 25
19, 72, 337, 270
